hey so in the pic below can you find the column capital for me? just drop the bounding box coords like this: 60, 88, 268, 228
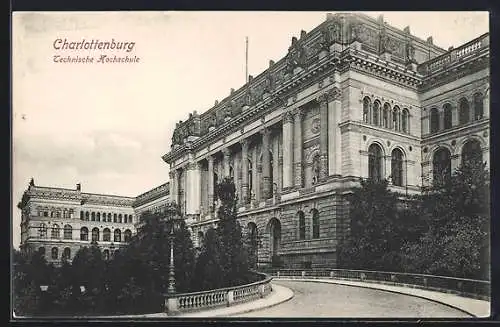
207, 155, 214, 164
283, 110, 294, 124
293, 107, 305, 120
240, 138, 250, 150
222, 148, 231, 157
316, 92, 329, 105
260, 127, 272, 138
327, 87, 342, 102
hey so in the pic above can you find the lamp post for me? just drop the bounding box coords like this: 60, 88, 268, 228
165, 202, 183, 314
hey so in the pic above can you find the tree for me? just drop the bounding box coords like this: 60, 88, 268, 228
402, 160, 490, 279
193, 227, 224, 291
337, 178, 413, 271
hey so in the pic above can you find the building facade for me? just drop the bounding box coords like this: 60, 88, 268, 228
17, 180, 171, 265
163, 13, 490, 268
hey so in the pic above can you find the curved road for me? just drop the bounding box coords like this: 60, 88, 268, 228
235, 280, 471, 318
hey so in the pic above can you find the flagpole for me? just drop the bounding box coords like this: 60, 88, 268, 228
245, 36, 249, 84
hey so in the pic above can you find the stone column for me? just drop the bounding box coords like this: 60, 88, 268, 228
223, 148, 231, 177
317, 92, 329, 181
185, 161, 201, 215
241, 139, 249, 204
261, 128, 272, 199
282, 111, 294, 188
169, 169, 177, 205
293, 108, 304, 188
207, 156, 214, 212
327, 87, 342, 176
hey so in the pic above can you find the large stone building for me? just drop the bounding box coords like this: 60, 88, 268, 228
162, 13, 489, 268
17, 180, 170, 265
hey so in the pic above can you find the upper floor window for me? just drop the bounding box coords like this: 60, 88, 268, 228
363, 97, 371, 123
372, 101, 381, 126
63, 224, 72, 240
443, 104, 452, 130
80, 227, 89, 241
51, 247, 58, 260
459, 98, 470, 125
382, 103, 390, 128
114, 229, 122, 242
124, 229, 132, 242
393, 106, 400, 131
51, 224, 60, 239
401, 109, 409, 133
473, 93, 484, 120
103, 228, 111, 242
312, 155, 320, 185
430, 108, 439, 133
38, 223, 47, 238
368, 143, 383, 181
63, 247, 71, 261
92, 227, 100, 242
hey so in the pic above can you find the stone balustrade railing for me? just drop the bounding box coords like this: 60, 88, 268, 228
418, 33, 489, 75
261, 268, 490, 301
165, 272, 273, 314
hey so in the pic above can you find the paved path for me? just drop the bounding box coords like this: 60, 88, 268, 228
234, 280, 474, 318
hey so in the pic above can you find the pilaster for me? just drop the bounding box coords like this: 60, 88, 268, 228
293, 108, 304, 188
282, 111, 294, 188
317, 92, 329, 181
327, 87, 342, 176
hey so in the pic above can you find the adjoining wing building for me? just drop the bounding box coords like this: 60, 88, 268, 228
18, 13, 489, 268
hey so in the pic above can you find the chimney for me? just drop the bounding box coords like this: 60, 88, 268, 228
403, 26, 410, 34
427, 36, 433, 45
76, 183, 81, 191
300, 30, 307, 39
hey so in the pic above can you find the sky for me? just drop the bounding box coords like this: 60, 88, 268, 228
12, 11, 489, 248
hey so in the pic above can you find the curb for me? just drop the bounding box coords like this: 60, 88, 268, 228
183, 284, 295, 317
277, 278, 486, 318
223, 284, 295, 317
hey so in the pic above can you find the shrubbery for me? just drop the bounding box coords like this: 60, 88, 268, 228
338, 161, 490, 280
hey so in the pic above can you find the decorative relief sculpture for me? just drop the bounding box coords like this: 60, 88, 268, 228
379, 28, 391, 54
311, 118, 321, 134
405, 40, 417, 63
285, 36, 308, 75
327, 87, 342, 101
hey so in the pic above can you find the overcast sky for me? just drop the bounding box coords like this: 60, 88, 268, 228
12, 11, 489, 248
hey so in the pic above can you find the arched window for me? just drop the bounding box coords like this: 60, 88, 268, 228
298, 211, 306, 240
51, 247, 58, 260
96, 212, 101, 222
393, 106, 400, 131
368, 143, 383, 181
80, 211, 84, 220
124, 214, 128, 223
85, 212, 89, 221
80, 227, 88, 241
63, 209, 68, 218
38, 247, 46, 257
312, 155, 320, 185
91, 227, 100, 242
443, 104, 452, 130
119, 214, 123, 223
430, 108, 439, 133
311, 209, 320, 239
91, 212, 95, 221
51, 224, 60, 239
124, 229, 132, 242
433, 148, 452, 183
459, 98, 470, 125
383, 103, 390, 128
63, 224, 72, 240
113, 214, 117, 223
363, 97, 371, 123
38, 223, 47, 238
63, 247, 71, 261
474, 93, 484, 120
391, 148, 404, 186
107, 213, 112, 222
372, 101, 380, 126
129, 215, 133, 223
114, 229, 122, 242
462, 139, 482, 166
103, 228, 111, 242
402, 109, 409, 133
103, 249, 110, 261
69, 209, 74, 218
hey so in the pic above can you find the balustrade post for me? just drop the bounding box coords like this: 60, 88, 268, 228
227, 290, 235, 306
